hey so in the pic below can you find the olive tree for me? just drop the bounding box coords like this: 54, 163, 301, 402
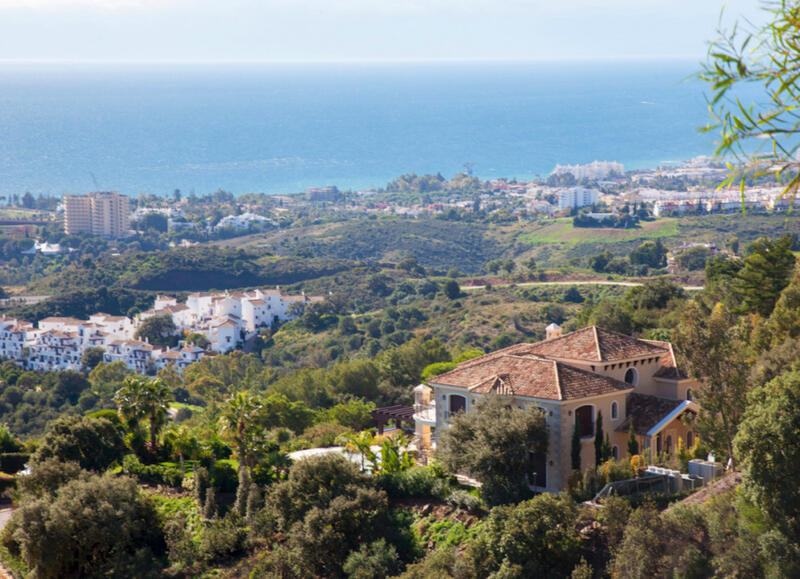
438, 395, 547, 505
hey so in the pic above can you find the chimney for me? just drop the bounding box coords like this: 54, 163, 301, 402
545, 323, 562, 341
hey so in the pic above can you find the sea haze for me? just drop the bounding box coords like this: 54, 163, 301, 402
0, 60, 723, 197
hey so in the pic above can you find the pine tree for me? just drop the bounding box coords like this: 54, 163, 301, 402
594, 411, 604, 467
627, 421, 639, 456
571, 421, 581, 471
735, 235, 796, 317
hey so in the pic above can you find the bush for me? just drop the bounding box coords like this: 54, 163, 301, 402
198, 514, 246, 563
121, 454, 183, 487
10, 474, 166, 577
302, 423, 352, 448
210, 461, 238, 493
445, 489, 483, 514
376, 466, 454, 500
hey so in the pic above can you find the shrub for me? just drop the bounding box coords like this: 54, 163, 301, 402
210, 461, 238, 493
445, 489, 483, 514
121, 454, 183, 487
376, 466, 454, 500
198, 514, 246, 563
301, 423, 352, 448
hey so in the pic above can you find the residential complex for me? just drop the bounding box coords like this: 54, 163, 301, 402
413, 324, 698, 493
63, 191, 130, 238
0, 287, 323, 375
558, 186, 599, 210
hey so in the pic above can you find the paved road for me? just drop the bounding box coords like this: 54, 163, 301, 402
0, 295, 51, 306
461, 280, 705, 291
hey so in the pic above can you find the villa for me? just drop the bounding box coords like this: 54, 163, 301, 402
413, 324, 699, 493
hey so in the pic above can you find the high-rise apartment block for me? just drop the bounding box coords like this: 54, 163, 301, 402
63, 192, 130, 238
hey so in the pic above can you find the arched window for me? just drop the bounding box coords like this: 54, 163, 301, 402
612, 445, 619, 460
686, 431, 694, 449
624, 368, 638, 386
686, 388, 693, 401
449, 395, 466, 416
575, 405, 594, 438
611, 401, 619, 420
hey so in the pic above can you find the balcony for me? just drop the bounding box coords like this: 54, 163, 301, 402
413, 402, 436, 425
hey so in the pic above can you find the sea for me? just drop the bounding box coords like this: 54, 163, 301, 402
0, 60, 730, 197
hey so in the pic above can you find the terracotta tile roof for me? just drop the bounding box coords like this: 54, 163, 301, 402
643, 339, 689, 380
160, 304, 189, 314
525, 326, 668, 362
39, 317, 83, 325
616, 393, 683, 435
430, 354, 632, 401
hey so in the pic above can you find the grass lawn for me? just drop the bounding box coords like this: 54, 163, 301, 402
517, 218, 679, 246
171, 402, 204, 413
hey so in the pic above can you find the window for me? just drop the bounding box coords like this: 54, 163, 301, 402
528, 451, 547, 488
612, 445, 619, 460
686, 431, 694, 448
666, 435, 673, 455
686, 388, 693, 401
624, 368, 638, 386
611, 401, 619, 420
449, 395, 466, 415
575, 405, 594, 438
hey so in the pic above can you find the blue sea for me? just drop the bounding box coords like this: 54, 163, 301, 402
0, 60, 725, 197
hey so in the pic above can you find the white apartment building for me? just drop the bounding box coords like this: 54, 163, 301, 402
0, 319, 33, 361
154, 346, 205, 373
558, 187, 599, 210
0, 287, 325, 375
28, 330, 83, 371
104, 340, 156, 374
63, 192, 131, 238
551, 161, 624, 181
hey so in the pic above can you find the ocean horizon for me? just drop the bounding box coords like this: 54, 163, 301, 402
0, 60, 730, 197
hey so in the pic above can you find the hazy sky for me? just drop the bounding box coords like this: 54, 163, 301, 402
0, 0, 763, 62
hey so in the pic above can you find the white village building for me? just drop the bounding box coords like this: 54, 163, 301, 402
0, 287, 324, 375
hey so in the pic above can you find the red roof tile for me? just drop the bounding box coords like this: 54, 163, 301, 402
526, 326, 668, 362
431, 354, 631, 401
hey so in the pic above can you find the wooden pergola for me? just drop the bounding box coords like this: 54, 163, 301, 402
371, 405, 415, 434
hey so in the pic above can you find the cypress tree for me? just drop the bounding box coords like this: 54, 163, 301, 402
194, 465, 209, 507
627, 421, 639, 456
246, 484, 263, 526
594, 411, 604, 467
235, 467, 251, 516
203, 487, 217, 519
571, 420, 581, 471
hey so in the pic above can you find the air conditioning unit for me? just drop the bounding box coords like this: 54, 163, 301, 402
688, 459, 722, 483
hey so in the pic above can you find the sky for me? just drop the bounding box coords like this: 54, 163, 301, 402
0, 0, 764, 62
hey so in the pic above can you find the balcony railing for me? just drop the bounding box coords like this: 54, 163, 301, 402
413, 402, 436, 423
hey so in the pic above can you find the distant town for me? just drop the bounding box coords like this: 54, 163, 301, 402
0, 287, 322, 375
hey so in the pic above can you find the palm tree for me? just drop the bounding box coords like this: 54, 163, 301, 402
114, 376, 173, 450
219, 392, 265, 473
337, 430, 376, 472
165, 424, 200, 473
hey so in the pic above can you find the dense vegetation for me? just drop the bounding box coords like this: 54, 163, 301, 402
0, 230, 795, 577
